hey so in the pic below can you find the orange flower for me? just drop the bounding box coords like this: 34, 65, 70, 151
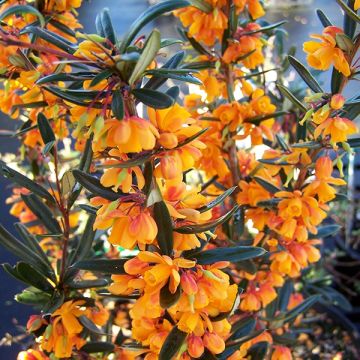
303, 26, 351, 76
17, 349, 48, 360
313, 115, 357, 144
175, 5, 228, 46
304, 156, 346, 202
187, 335, 205, 358
203, 332, 225, 354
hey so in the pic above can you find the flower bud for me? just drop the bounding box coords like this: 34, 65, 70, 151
26, 315, 45, 333
203, 332, 225, 354
187, 335, 204, 358
330, 94, 345, 110
180, 272, 198, 295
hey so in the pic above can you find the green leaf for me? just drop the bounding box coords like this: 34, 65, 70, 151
128, 29, 161, 85
90, 69, 113, 87
20, 26, 76, 53
154, 201, 173, 256
100, 8, 117, 44
253, 176, 282, 194
277, 83, 306, 111
247, 342, 270, 359
43, 141, 55, 155
68, 279, 109, 289
189, 245, 266, 265
42, 290, 65, 313
344, 0, 357, 38
245, 111, 289, 126
197, 186, 237, 213
0, 225, 52, 276
0, 5, 45, 27
16, 262, 54, 292
331, 68, 343, 94
242, 20, 287, 36
160, 281, 181, 308
288, 55, 323, 93
175, 127, 208, 149
72, 169, 122, 201
144, 68, 202, 85
98, 153, 153, 170
0, 162, 55, 203
316, 9, 333, 27
335, 33, 353, 53
160, 38, 183, 48
21, 193, 62, 234
336, 0, 360, 23
72, 258, 130, 274
61, 170, 76, 196
145, 51, 185, 90
119, 0, 190, 53
175, 205, 240, 234
166, 86, 180, 101
184, 31, 213, 57
80, 342, 115, 354
14, 222, 54, 278
271, 295, 320, 328
132, 88, 174, 109
278, 279, 293, 312
112, 90, 124, 120
228, 317, 256, 342
79, 315, 106, 335
309, 224, 341, 239
70, 214, 96, 264
159, 326, 187, 360
36, 72, 94, 85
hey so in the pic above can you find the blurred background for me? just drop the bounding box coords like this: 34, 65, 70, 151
0, 0, 352, 357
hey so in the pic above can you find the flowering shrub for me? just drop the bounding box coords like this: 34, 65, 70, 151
0, 0, 359, 359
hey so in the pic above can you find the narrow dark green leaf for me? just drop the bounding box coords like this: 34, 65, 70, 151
331, 68, 343, 94
0, 162, 55, 203
2, 263, 27, 283
119, 0, 190, 53
159, 326, 187, 360
20, 26, 76, 53
344, 0, 357, 38
145, 51, 185, 90
71, 214, 96, 264
245, 111, 289, 125
316, 9, 333, 27
160, 281, 181, 308
277, 83, 306, 111
288, 55, 323, 93
79, 315, 106, 335
72, 169, 122, 201
68, 279, 109, 289
278, 279, 293, 312
0, 5, 45, 27
272, 295, 321, 328
247, 342, 270, 359
111, 90, 124, 120
175, 127, 208, 149
43, 141, 55, 155
190, 245, 266, 265
253, 176, 282, 194
37, 73, 94, 85
309, 224, 341, 239
166, 86, 180, 101
185, 31, 213, 56
98, 153, 153, 170
175, 205, 240, 234
161, 38, 183, 48
336, 0, 360, 22
90, 69, 113, 87
73, 258, 130, 274
197, 187, 237, 213
100, 9, 117, 44
0, 225, 52, 276
81, 342, 115, 354
228, 317, 256, 342
154, 201, 173, 256
144, 69, 202, 85
132, 88, 174, 109
16, 262, 54, 292
21, 193, 62, 234
242, 20, 287, 35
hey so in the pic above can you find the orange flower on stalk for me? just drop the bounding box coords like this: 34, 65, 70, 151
313, 115, 357, 144
304, 156, 346, 202
17, 349, 48, 360
175, 4, 228, 46
303, 26, 351, 76
128, 251, 196, 294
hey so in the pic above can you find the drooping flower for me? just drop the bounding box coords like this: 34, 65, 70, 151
303, 26, 351, 76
